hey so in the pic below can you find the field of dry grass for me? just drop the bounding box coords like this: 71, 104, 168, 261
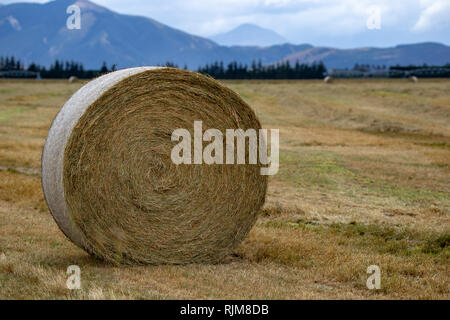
0, 78, 448, 299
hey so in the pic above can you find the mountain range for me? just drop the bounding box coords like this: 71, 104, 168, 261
1, 0, 449, 70
212, 23, 287, 47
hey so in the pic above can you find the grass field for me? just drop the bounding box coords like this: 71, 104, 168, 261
0, 78, 448, 299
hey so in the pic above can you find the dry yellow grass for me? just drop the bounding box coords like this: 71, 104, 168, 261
0, 78, 448, 299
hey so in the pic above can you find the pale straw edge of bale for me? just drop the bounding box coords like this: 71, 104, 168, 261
41, 66, 161, 250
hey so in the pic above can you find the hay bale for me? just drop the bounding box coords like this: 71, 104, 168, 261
42, 67, 267, 265
324, 76, 333, 83
409, 76, 418, 83
68, 76, 78, 83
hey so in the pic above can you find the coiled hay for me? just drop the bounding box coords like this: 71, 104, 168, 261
42, 67, 267, 265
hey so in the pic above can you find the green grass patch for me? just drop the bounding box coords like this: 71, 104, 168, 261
0, 107, 30, 122
370, 90, 411, 99
421, 233, 450, 254
277, 149, 449, 204
227, 85, 254, 101
365, 181, 449, 203
264, 219, 449, 258
415, 141, 450, 151
278, 150, 354, 189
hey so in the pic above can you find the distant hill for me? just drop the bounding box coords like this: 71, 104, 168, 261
0, 0, 311, 69
0, 0, 220, 69
280, 43, 450, 70
211, 23, 287, 47
1, 0, 449, 70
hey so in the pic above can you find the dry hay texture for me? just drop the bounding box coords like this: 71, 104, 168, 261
42, 67, 268, 265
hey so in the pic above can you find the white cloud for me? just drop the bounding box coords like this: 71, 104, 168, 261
1, 0, 449, 46
412, 0, 450, 32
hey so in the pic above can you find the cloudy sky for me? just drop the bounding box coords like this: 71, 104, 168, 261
2, 0, 449, 47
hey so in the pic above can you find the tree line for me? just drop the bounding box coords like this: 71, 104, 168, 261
162, 60, 327, 79
389, 63, 450, 78
0, 56, 116, 79
1, 55, 449, 79
197, 60, 327, 79
352, 64, 387, 72
1, 56, 327, 79
389, 63, 450, 71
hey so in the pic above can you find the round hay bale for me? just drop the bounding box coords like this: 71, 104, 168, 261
68, 76, 78, 83
409, 76, 418, 83
42, 67, 268, 265
324, 76, 333, 83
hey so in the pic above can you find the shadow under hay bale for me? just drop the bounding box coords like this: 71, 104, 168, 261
42, 67, 268, 265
